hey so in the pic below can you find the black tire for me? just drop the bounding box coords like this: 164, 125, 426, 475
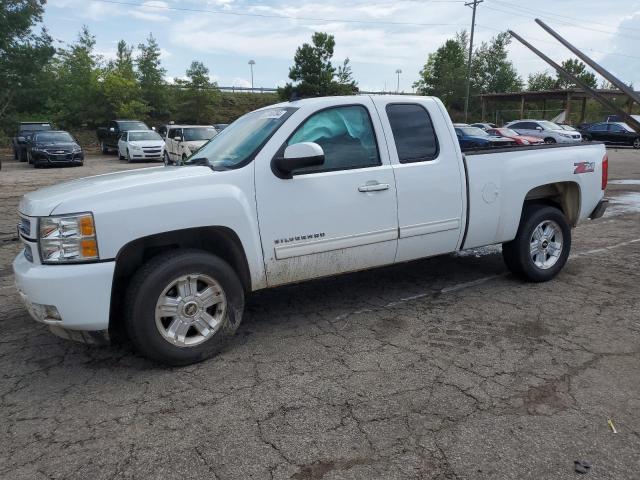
633, 137, 640, 149
125, 250, 245, 366
18, 148, 27, 162
502, 205, 571, 282
118, 151, 124, 160
583, 135, 592, 141
544, 137, 556, 144
126, 149, 132, 163
163, 151, 171, 166
100, 141, 109, 154
13, 147, 18, 160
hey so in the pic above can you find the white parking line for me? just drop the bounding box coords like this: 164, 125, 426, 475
336, 237, 640, 325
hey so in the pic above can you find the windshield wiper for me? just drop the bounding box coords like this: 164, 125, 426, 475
185, 157, 208, 166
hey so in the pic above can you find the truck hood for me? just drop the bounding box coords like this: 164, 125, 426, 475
19, 166, 213, 216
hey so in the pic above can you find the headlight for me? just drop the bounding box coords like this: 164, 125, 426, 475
558, 132, 571, 138
32, 145, 46, 152
72, 145, 82, 153
130, 144, 142, 151
38, 213, 99, 264
521, 139, 530, 145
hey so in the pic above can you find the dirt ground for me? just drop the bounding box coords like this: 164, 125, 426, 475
1, 148, 639, 479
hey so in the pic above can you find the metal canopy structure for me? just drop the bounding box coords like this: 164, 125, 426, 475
504, 22, 640, 131
479, 89, 638, 124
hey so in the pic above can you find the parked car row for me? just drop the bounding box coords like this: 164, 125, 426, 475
577, 122, 640, 149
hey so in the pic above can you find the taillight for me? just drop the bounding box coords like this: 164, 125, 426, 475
601, 153, 608, 190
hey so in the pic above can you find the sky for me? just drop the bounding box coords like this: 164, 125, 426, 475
42, 0, 640, 92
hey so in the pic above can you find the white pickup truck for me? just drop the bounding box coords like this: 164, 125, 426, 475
14, 95, 608, 365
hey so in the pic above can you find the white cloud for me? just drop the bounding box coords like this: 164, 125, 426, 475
130, 1, 171, 22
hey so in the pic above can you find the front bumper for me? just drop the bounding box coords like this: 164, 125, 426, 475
13, 252, 115, 335
589, 199, 608, 219
32, 151, 84, 166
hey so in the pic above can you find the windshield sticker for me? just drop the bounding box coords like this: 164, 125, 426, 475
260, 109, 287, 120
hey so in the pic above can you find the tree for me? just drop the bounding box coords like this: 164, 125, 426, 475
555, 59, 597, 89
0, 0, 55, 124
48, 26, 107, 126
471, 32, 522, 94
413, 32, 467, 110
279, 32, 358, 100
137, 34, 168, 120
527, 71, 556, 91
103, 40, 148, 119
174, 61, 218, 123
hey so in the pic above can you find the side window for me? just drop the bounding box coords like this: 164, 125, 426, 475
386, 103, 438, 163
524, 122, 539, 130
591, 124, 607, 132
510, 122, 525, 130
287, 105, 380, 174
167, 128, 176, 139
120, 133, 127, 141
607, 124, 623, 132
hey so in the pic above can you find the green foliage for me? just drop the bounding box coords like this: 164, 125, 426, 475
103, 40, 148, 119
555, 59, 598, 89
279, 32, 358, 100
471, 32, 522, 94
173, 61, 219, 124
413, 32, 467, 110
136, 34, 168, 120
0, 0, 54, 122
47, 26, 107, 127
527, 71, 556, 91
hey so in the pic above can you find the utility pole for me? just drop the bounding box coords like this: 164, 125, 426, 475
248, 59, 255, 91
464, 0, 482, 122
395, 69, 402, 93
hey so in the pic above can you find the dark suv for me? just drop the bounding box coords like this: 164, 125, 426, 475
12, 122, 53, 161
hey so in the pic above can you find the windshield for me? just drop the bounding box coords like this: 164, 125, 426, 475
34, 132, 74, 143
186, 107, 296, 170
183, 127, 217, 141
459, 127, 489, 137
538, 121, 563, 131
560, 124, 576, 131
497, 128, 518, 136
129, 131, 162, 141
616, 122, 635, 132
21, 124, 51, 132
119, 121, 148, 131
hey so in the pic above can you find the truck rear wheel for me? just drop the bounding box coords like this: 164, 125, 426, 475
125, 250, 244, 365
502, 205, 571, 282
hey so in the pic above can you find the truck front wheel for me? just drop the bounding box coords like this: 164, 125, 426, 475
502, 205, 571, 282
125, 250, 245, 365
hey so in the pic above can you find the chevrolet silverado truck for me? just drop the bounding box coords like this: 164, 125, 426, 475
96, 120, 150, 154
14, 95, 608, 365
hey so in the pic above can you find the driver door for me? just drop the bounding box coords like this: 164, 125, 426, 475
255, 99, 399, 287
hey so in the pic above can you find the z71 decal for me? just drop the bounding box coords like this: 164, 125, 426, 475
574, 162, 595, 174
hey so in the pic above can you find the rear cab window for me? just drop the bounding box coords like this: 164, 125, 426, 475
386, 103, 439, 163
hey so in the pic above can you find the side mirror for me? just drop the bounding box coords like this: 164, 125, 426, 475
175, 135, 182, 142
151, 126, 156, 131
272, 142, 325, 179
17, 136, 25, 142
536, 126, 543, 131
109, 127, 115, 132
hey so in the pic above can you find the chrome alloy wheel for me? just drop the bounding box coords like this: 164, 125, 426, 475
529, 220, 563, 270
155, 274, 227, 347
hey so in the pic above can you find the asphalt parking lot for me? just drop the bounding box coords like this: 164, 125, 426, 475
1, 149, 639, 480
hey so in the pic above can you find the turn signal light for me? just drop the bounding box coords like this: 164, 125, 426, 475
79, 215, 95, 236
81, 239, 98, 258
602, 153, 608, 190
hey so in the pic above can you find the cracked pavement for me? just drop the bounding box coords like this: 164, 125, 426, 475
1, 149, 639, 479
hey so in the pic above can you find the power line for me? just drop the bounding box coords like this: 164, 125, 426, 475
490, 0, 640, 34
89, 0, 467, 27
483, 3, 640, 41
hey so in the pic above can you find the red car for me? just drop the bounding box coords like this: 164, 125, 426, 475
487, 128, 544, 146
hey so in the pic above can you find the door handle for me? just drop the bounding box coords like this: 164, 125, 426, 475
358, 182, 390, 192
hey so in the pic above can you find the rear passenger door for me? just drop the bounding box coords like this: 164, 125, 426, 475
376, 100, 465, 262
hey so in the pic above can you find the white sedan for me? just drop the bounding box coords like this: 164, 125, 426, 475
117, 130, 165, 162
